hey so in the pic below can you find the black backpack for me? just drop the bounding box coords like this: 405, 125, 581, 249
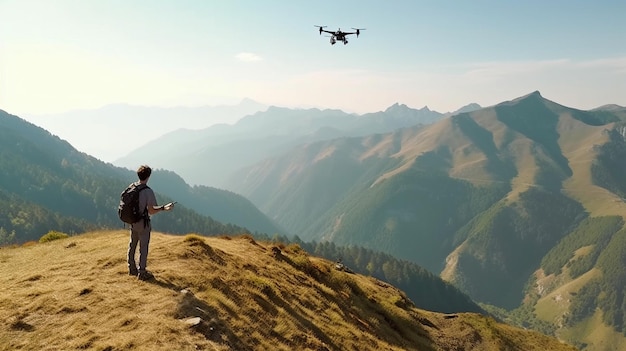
118, 183, 149, 224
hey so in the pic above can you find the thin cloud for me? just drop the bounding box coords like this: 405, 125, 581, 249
576, 56, 626, 74
462, 59, 571, 80
235, 52, 262, 62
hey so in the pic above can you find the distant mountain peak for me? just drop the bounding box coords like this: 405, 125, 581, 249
499, 91, 548, 107
515, 90, 543, 101
384, 103, 430, 113
451, 103, 482, 115
385, 103, 407, 112
239, 97, 258, 104
593, 104, 626, 112
238, 97, 266, 108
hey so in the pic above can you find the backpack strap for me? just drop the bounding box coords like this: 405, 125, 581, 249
136, 184, 151, 228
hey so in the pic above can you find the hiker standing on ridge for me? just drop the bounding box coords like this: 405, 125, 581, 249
126, 165, 174, 281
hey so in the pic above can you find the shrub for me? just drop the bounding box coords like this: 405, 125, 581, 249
39, 231, 69, 243
284, 243, 305, 255
291, 253, 312, 272
183, 234, 205, 243
328, 268, 355, 291
238, 234, 257, 245
249, 276, 274, 296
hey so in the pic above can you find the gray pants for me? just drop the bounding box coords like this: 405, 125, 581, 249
127, 222, 151, 273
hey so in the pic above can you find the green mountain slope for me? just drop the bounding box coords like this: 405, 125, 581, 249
0, 109, 283, 243
225, 92, 626, 350
147, 169, 285, 236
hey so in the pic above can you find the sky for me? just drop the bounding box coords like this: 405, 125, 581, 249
1, 0, 625, 117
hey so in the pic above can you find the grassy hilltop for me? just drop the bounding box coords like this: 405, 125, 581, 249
0, 231, 577, 351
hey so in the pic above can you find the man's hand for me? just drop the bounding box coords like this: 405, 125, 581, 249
163, 202, 176, 211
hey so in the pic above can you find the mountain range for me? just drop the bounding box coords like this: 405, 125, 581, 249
23, 98, 268, 163
5, 92, 626, 349
116, 102, 480, 187
0, 107, 485, 325
114, 91, 626, 350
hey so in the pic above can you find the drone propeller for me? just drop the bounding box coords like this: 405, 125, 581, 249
352, 27, 366, 37
314, 25, 327, 35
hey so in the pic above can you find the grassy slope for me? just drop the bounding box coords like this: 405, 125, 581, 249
530, 110, 626, 350
556, 112, 626, 217
533, 269, 626, 351
534, 268, 601, 324
0, 231, 577, 351
560, 310, 625, 351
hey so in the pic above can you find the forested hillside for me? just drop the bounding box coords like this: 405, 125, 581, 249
294, 238, 484, 314
147, 169, 285, 236
0, 109, 274, 243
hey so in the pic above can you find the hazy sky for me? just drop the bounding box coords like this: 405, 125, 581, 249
1, 0, 625, 116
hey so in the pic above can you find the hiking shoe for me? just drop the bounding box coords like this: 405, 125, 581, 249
137, 271, 154, 281
129, 265, 138, 276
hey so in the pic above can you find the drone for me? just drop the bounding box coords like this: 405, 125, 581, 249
315, 25, 365, 45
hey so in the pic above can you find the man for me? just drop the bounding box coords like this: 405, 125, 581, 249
128, 165, 174, 281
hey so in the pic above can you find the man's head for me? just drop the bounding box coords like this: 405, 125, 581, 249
137, 165, 152, 181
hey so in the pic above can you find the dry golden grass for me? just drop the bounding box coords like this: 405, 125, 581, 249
0, 230, 578, 351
